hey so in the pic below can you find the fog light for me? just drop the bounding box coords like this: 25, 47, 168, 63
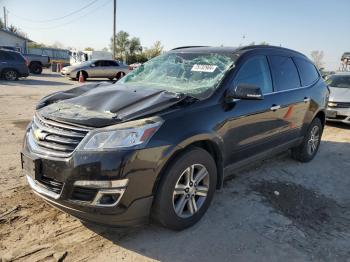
99, 193, 121, 205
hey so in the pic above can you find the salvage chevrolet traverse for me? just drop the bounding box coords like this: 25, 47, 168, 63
21, 46, 329, 230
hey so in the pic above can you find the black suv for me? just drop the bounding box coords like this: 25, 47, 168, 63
0, 49, 29, 80
21, 46, 329, 230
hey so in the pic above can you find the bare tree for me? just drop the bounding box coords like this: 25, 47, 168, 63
310, 50, 324, 69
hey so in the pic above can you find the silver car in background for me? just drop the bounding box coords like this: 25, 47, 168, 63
326, 72, 350, 124
61, 59, 129, 81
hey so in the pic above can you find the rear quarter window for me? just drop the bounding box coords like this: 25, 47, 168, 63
293, 57, 319, 86
269, 56, 300, 91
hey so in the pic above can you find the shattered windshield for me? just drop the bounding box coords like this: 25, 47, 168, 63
119, 52, 235, 98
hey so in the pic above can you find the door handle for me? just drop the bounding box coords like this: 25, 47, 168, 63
304, 97, 310, 103
270, 105, 281, 111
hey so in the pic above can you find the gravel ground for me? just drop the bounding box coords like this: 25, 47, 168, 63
0, 71, 350, 262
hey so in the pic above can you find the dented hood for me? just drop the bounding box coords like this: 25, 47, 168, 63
36, 82, 185, 127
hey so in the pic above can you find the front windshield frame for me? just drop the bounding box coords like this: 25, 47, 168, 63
119, 51, 236, 99
326, 75, 350, 89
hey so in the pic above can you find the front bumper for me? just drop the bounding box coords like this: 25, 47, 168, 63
326, 107, 350, 124
21, 129, 171, 226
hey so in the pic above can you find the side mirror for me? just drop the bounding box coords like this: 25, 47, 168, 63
226, 84, 264, 102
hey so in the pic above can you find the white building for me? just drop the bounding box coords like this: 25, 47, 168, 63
0, 28, 32, 53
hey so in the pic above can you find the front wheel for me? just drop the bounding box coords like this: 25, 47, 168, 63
291, 117, 323, 162
152, 147, 217, 230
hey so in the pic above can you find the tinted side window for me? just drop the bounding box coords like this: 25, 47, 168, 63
94, 61, 102, 66
0, 51, 15, 61
269, 56, 300, 91
293, 57, 319, 86
234, 56, 273, 94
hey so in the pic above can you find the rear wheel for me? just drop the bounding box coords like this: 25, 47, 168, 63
291, 118, 323, 162
116, 71, 125, 80
3, 69, 18, 80
29, 62, 42, 74
153, 148, 217, 230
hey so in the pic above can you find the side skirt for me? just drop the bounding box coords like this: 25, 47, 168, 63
223, 137, 303, 177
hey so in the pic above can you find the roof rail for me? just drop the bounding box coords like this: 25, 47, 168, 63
171, 46, 210, 51
237, 45, 306, 57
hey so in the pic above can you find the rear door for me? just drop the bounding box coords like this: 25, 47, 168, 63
104, 60, 120, 78
267, 55, 307, 140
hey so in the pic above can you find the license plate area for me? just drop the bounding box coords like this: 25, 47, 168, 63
21, 153, 41, 180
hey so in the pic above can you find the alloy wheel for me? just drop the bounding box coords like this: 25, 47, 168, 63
5, 70, 17, 80
307, 125, 320, 155
172, 164, 210, 218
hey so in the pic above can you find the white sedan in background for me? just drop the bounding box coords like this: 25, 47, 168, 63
61, 59, 129, 81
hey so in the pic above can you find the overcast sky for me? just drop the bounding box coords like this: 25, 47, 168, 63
1, 0, 349, 70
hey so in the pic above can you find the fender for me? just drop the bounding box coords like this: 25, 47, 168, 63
152, 132, 225, 194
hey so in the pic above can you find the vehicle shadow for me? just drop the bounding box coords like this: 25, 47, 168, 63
83, 139, 350, 261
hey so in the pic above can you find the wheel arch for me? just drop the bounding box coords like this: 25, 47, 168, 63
29, 61, 42, 67
76, 70, 88, 78
314, 110, 326, 127
152, 135, 224, 197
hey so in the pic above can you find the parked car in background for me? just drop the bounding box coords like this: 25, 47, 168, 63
22, 46, 328, 230
61, 59, 129, 81
326, 72, 350, 124
0, 49, 29, 80
0, 46, 50, 74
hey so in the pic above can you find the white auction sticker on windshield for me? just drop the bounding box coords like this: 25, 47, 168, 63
191, 64, 217, 73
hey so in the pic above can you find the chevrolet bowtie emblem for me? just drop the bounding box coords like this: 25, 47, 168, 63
33, 129, 47, 141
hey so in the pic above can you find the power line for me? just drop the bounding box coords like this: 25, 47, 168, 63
8, 0, 99, 23
14, 0, 110, 30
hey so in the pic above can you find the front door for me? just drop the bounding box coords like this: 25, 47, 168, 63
222, 55, 285, 165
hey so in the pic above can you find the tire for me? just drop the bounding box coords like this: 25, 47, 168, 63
29, 62, 42, 74
152, 147, 217, 230
116, 71, 125, 80
77, 71, 87, 81
3, 69, 18, 80
291, 117, 323, 162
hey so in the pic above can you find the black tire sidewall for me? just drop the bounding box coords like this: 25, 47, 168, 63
30, 63, 42, 74
153, 147, 217, 230
297, 118, 323, 162
4, 69, 18, 80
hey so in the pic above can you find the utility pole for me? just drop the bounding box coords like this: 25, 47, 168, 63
3, 6, 7, 29
113, 0, 116, 59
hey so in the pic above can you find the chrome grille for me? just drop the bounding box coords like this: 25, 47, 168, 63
28, 113, 91, 158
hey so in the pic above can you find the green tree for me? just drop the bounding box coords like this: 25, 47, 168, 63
110, 31, 130, 61
143, 41, 163, 59
129, 37, 142, 56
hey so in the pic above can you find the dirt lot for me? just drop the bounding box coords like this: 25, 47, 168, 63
1, 71, 350, 262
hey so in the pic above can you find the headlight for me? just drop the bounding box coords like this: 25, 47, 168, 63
328, 102, 337, 107
81, 117, 163, 150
